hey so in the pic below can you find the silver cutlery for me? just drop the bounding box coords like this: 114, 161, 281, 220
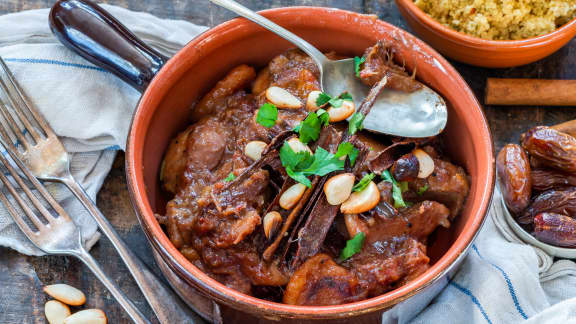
0, 57, 199, 323
209, 0, 448, 137
0, 139, 150, 324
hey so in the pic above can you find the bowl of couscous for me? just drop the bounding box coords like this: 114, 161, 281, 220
395, 0, 576, 67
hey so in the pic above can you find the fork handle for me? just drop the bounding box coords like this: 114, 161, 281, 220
61, 177, 202, 324
74, 247, 150, 324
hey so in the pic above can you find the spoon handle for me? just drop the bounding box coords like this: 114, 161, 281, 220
209, 0, 328, 67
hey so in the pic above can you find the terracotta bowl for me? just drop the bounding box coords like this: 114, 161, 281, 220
50, 1, 494, 322
395, 0, 576, 68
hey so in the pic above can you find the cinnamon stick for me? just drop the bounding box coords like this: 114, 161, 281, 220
485, 78, 576, 106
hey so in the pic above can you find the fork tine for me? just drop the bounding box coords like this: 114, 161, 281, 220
0, 100, 32, 149
0, 166, 46, 230
0, 143, 70, 221
0, 186, 38, 237
0, 58, 51, 140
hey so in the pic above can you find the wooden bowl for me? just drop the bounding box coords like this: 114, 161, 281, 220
395, 0, 576, 68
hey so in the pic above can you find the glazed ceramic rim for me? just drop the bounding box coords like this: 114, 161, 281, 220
395, 0, 576, 48
126, 7, 495, 319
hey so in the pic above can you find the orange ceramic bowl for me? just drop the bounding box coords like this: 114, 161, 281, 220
51, 1, 494, 322
395, 0, 576, 68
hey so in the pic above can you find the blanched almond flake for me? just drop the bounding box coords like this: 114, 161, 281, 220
286, 138, 312, 154
266, 86, 302, 109
63, 309, 107, 324
263, 211, 283, 239
45, 300, 71, 324
306, 90, 323, 111
43, 284, 86, 306
414, 149, 435, 178
340, 181, 380, 214
244, 141, 267, 161
326, 100, 355, 122
279, 183, 307, 210
324, 173, 355, 205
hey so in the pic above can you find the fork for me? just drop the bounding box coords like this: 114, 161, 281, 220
0, 139, 150, 323
0, 58, 199, 323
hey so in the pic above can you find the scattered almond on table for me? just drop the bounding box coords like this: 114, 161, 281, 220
43, 284, 107, 324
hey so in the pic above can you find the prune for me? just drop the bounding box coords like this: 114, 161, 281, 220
531, 168, 576, 191
521, 126, 576, 172
392, 153, 419, 181
533, 213, 576, 248
520, 187, 576, 224
496, 144, 531, 215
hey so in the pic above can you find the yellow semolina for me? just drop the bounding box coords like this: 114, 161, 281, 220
414, 0, 576, 40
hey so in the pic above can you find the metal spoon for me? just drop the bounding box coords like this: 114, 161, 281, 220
209, 0, 447, 137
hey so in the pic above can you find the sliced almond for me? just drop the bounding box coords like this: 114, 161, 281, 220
324, 173, 355, 205
340, 181, 380, 214
63, 309, 107, 324
413, 148, 435, 178
45, 300, 71, 324
327, 100, 355, 122
43, 284, 86, 306
265, 86, 302, 109
306, 90, 323, 111
286, 137, 312, 154
263, 211, 283, 239
279, 183, 307, 210
244, 141, 267, 161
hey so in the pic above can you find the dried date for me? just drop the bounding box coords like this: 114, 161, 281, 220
521, 126, 576, 173
496, 144, 531, 215
533, 213, 576, 248
519, 187, 576, 224
391, 153, 419, 181
531, 168, 576, 191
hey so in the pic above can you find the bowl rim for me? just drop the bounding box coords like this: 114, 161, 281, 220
395, 0, 576, 47
125, 6, 496, 318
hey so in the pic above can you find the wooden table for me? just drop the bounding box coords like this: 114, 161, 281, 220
1, 0, 575, 323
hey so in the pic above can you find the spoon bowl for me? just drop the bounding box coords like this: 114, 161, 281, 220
210, 0, 448, 137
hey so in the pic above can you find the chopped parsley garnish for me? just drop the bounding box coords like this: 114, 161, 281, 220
224, 172, 236, 182
256, 103, 278, 128
279, 143, 346, 187
354, 56, 366, 77
335, 142, 359, 166
382, 170, 408, 209
348, 112, 365, 135
340, 232, 365, 261
353, 173, 376, 192
315, 92, 354, 108
295, 110, 330, 144
417, 184, 429, 196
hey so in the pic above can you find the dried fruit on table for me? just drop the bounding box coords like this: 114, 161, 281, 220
533, 213, 576, 248
520, 187, 576, 224
521, 126, 576, 172
531, 168, 576, 191
496, 144, 531, 215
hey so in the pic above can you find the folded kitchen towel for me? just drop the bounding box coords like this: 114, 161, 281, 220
1, 4, 576, 324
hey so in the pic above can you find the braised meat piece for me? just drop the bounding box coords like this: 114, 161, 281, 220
283, 254, 366, 305
358, 41, 422, 92
346, 236, 430, 296
410, 158, 469, 219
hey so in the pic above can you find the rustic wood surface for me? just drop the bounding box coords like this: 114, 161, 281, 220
1, 0, 576, 323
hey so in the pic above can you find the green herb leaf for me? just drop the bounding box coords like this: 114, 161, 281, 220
382, 170, 407, 209
279, 143, 345, 187
316, 109, 330, 126
353, 173, 376, 192
335, 142, 360, 166
354, 56, 366, 77
256, 103, 278, 128
340, 232, 366, 261
417, 184, 429, 196
399, 181, 409, 193
298, 112, 321, 144
224, 172, 236, 182
348, 112, 365, 135
339, 92, 354, 101
316, 92, 332, 107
